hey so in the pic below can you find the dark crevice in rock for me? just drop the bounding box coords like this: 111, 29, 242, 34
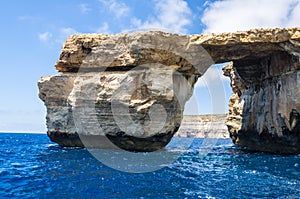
81, 45, 92, 54
290, 109, 300, 133
231, 129, 300, 154
47, 131, 84, 148
106, 130, 176, 152
78, 66, 148, 72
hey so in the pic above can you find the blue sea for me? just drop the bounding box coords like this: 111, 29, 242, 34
0, 133, 299, 199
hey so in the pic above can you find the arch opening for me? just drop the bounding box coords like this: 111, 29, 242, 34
175, 62, 232, 139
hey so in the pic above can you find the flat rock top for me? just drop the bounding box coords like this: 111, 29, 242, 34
193, 28, 300, 44
55, 27, 300, 73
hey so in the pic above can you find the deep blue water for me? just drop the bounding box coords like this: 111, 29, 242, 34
0, 133, 299, 199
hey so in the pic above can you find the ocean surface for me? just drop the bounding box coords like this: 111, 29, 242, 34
0, 133, 299, 199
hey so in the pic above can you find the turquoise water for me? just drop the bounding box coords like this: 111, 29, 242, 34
0, 133, 299, 198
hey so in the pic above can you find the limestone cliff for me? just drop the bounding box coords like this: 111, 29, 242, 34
38, 27, 300, 153
38, 32, 206, 152
175, 115, 228, 138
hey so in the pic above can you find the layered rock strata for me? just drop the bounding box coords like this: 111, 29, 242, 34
39, 27, 300, 153
175, 114, 228, 138
38, 32, 212, 152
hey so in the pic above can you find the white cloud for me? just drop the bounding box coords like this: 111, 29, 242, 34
18, 15, 38, 21
287, 1, 300, 27
195, 65, 230, 88
131, 0, 192, 33
99, 0, 130, 18
186, 64, 229, 114
38, 32, 52, 42
78, 4, 91, 14
56, 28, 79, 43
96, 22, 110, 33
38, 28, 78, 44
60, 27, 78, 36
201, 0, 300, 33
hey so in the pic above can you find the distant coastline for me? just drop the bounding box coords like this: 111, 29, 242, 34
0, 131, 45, 134
0, 114, 229, 138
176, 114, 229, 138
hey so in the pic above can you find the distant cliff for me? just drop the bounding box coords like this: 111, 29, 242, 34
176, 115, 228, 138
39, 27, 300, 153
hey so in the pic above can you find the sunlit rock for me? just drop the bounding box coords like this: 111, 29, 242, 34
38, 27, 300, 153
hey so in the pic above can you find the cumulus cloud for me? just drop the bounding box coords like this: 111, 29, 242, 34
18, 15, 39, 22
287, 1, 300, 27
99, 0, 130, 18
56, 28, 79, 43
60, 27, 78, 36
78, 4, 91, 14
185, 65, 229, 114
96, 22, 110, 33
38, 28, 78, 44
201, 0, 300, 33
131, 0, 192, 33
195, 66, 230, 88
38, 32, 52, 42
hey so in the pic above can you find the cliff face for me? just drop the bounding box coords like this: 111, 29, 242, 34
175, 115, 228, 138
197, 28, 300, 153
38, 27, 300, 153
220, 38, 300, 153
38, 32, 209, 151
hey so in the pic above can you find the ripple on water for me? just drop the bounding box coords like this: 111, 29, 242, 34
0, 134, 299, 198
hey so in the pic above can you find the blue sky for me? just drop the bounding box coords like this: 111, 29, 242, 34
0, 0, 299, 133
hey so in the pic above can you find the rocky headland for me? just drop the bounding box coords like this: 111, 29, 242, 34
39, 27, 300, 153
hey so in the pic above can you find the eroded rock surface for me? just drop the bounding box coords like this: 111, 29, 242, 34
39, 31, 209, 152
39, 27, 300, 153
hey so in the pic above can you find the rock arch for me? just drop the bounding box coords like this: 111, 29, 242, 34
38, 28, 300, 153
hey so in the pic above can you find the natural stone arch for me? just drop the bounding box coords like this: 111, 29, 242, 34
198, 29, 300, 153
39, 28, 300, 154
